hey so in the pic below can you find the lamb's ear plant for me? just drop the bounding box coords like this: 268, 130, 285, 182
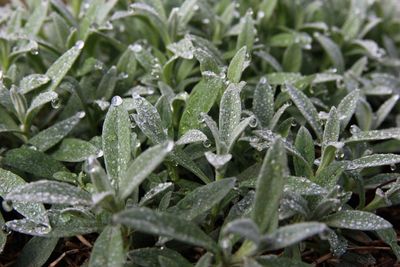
1, 0, 400, 266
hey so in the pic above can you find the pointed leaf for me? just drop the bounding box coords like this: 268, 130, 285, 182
89, 225, 125, 267
176, 129, 208, 145
52, 138, 101, 162
114, 207, 218, 252
119, 141, 173, 200
374, 95, 399, 129
6, 180, 92, 206
323, 210, 392, 230
103, 96, 131, 187
253, 77, 274, 128
285, 84, 322, 139
227, 46, 249, 83
20, 74, 50, 94
15, 237, 58, 267
252, 138, 288, 233
345, 154, 400, 170
345, 128, 400, 143
337, 89, 360, 131
314, 33, 344, 73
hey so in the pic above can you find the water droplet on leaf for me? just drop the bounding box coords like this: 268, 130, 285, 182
111, 96, 123, 106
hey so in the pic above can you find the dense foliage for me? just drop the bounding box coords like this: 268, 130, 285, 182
0, 0, 400, 266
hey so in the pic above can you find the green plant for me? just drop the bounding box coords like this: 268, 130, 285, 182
0, 0, 400, 266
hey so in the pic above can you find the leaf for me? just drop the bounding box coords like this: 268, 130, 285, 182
345, 154, 400, 170
261, 223, 327, 251
179, 75, 224, 135
28, 112, 85, 152
119, 141, 173, 200
96, 66, 118, 100
26, 91, 58, 117
318, 107, 340, 173
114, 207, 218, 252
252, 138, 288, 234
373, 95, 399, 129
177, 0, 198, 33
337, 89, 360, 131
89, 225, 125, 267
176, 129, 208, 146
103, 96, 131, 188
282, 43, 302, 72
222, 218, 260, 244
0, 168, 48, 225
345, 128, 400, 143
237, 10, 255, 51
139, 182, 174, 206
15, 237, 58, 267
128, 248, 192, 267
169, 178, 236, 220
45, 40, 85, 92
195, 253, 213, 267
6, 180, 92, 206
219, 82, 245, 147
376, 228, 400, 260
314, 33, 344, 73
355, 98, 373, 131
285, 84, 322, 139
294, 126, 315, 177
253, 77, 274, 128
227, 46, 249, 83
6, 210, 100, 237
19, 74, 50, 94
132, 94, 168, 143
285, 176, 327, 195
3, 148, 67, 179
323, 210, 392, 230
0, 214, 6, 253
78, 0, 105, 41
169, 149, 211, 184
24, 1, 49, 35
52, 138, 101, 162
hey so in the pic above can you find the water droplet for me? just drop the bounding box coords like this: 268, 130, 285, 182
111, 96, 123, 106
390, 164, 396, 171
202, 18, 210, 24
31, 48, 39, 55
198, 113, 205, 123
165, 141, 174, 152
51, 97, 61, 109
96, 150, 104, 157
75, 40, 85, 50
77, 111, 86, 118
131, 43, 143, 53
335, 150, 345, 160
2, 200, 13, 212
86, 156, 98, 173
257, 11, 265, 19
260, 77, 267, 84
291, 121, 297, 127
28, 144, 37, 150
350, 124, 360, 135
129, 114, 137, 128
285, 100, 292, 106
203, 140, 211, 148
249, 117, 258, 128
193, 4, 199, 11
118, 72, 129, 79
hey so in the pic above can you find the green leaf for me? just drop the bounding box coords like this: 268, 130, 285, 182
89, 225, 125, 267
252, 138, 288, 234
227, 46, 249, 83
128, 248, 192, 267
15, 237, 58, 267
345, 154, 400, 170
114, 207, 218, 252
19, 74, 50, 94
355, 98, 373, 131
52, 138, 101, 162
0, 214, 6, 253
131, 94, 168, 143
96, 66, 118, 100
179, 75, 224, 135
119, 141, 173, 200
314, 33, 344, 73
45, 40, 85, 92
373, 95, 399, 129
195, 253, 213, 267
376, 228, 400, 260
261, 223, 327, 251
3, 148, 67, 179
253, 77, 274, 128
337, 89, 360, 131
6, 180, 92, 206
169, 178, 236, 220
26, 91, 58, 118
318, 107, 340, 174
169, 149, 211, 184
294, 126, 315, 177
103, 96, 131, 188
176, 129, 208, 146
219, 82, 245, 147
28, 112, 85, 152
0, 168, 48, 225
286, 176, 327, 195
345, 128, 400, 143
177, 0, 198, 33
323, 210, 392, 230
282, 44, 302, 72
285, 84, 322, 139
78, 0, 105, 41
24, 1, 49, 35
237, 10, 255, 51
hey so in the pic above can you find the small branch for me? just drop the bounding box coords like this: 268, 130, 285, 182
49, 249, 79, 267
77, 235, 92, 248
313, 252, 333, 265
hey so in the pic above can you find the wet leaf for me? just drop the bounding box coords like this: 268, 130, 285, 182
323, 210, 392, 230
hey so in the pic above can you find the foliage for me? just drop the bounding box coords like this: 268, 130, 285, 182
0, 0, 400, 266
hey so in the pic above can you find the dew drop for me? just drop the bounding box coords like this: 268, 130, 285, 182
350, 124, 360, 135
129, 114, 137, 128
75, 40, 85, 50
198, 113, 205, 123
335, 150, 345, 160
1, 225, 11, 235
202, 18, 210, 24
31, 48, 39, 55
193, 4, 199, 11
390, 164, 396, 171
257, 11, 265, 19
96, 150, 104, 158
131, 43, 143, 53
77, 111, 86, 118
249, 117, 258, 128
291, 121, 297, 127
111, 96, 123, 106
260, 77, 267, 84
202, 140, 211, 148
51, 97, 61, 109
28, 144, 37, 151
119, 72, 129, 79
2, 200, 13, 212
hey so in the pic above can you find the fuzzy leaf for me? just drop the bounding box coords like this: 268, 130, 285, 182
314, 33, 344, 73
176, 129, 208, 145
15, 237, 58, 267
323, 210, 392, 230
19, 74, 50, 94
114, 207, 218, 252
337, 89, 360, 131
52, 138, 101, 162
345, 154, 400, 170
253, 77, 274, 128
227, 46, 249, 83
345, 128, 400, 143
